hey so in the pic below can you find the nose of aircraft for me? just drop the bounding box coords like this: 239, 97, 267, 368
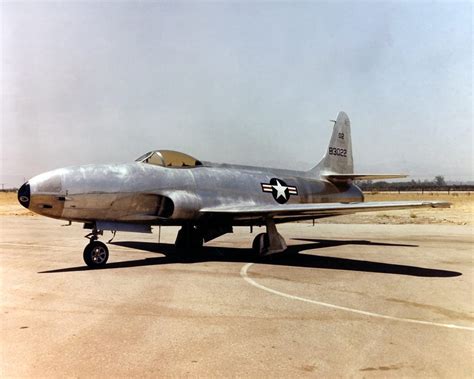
18, 182, 31, 209
18, 170, 65, 219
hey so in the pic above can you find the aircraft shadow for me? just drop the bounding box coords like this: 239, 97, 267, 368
39, 238, 461, 278
290, 238, 418, 248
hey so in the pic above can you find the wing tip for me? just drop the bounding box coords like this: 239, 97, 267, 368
426, 201, 451, 208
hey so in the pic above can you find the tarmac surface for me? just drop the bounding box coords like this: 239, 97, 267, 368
1, 216, 473, 377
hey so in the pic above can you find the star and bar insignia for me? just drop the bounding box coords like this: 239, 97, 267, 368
261, 178, 298, 204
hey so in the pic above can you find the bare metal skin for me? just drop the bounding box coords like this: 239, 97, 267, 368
18, 112, 449, 267
22, 163, 363, 223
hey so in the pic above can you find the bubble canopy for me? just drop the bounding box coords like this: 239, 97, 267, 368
135, 150, 203, 168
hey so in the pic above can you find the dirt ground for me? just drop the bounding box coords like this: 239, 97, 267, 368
1, 191, 472, 225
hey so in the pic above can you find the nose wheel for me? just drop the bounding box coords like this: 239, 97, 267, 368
83, 227, 108, 268
83, 241, 109, 268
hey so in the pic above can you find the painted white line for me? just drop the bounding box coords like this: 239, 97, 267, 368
240, 263, 474, 331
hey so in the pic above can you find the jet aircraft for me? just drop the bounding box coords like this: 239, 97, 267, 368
18, 112, 449, 268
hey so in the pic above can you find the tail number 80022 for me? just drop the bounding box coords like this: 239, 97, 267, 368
328, 147, 347, 157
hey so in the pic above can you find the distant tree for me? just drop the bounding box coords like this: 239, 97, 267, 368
434, 175, 446, 187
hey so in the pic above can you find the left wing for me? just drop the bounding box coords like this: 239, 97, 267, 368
200, 201, 450, 221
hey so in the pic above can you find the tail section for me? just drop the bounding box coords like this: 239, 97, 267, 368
308, 111, 354, 176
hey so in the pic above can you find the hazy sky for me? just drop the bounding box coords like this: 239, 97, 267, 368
1, 1, 472, 187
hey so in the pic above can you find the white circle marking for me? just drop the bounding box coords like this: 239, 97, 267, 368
240, 263, 474, 331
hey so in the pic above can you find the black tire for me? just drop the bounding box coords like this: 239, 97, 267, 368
175, 226, 203, 251
175, 228, 189, 249
83, 241, 109, 268
252, 233, 269, 255
191, 228, 204, 249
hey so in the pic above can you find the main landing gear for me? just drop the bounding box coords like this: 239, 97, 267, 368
252, 218, 287, 256
174, 220, 287, 257
175, 224, 204, 250
83, 228, 109, 268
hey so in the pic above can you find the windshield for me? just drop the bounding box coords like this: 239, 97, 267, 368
135, 150, 202, 168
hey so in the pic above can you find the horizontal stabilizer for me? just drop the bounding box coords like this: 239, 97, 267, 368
324, 174, 408, 182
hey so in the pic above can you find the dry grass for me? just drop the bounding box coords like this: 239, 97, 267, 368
350, 192, 473, 225
365, 191, 472, 208
0, 192, 36, 217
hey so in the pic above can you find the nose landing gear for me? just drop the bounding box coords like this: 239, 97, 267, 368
83, 241, 109, 268
83, 228, 109, 268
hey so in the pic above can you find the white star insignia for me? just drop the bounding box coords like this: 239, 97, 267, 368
272, 180, 288, 200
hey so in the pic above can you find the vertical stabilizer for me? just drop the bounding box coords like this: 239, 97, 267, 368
308, 111, 353, 176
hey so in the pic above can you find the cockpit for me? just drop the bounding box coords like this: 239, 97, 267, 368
135, 150, 203, 168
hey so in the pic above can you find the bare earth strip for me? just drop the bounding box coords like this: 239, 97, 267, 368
1, 191, 472, 225
317, 192, 472, 226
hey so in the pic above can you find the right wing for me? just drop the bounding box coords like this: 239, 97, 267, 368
323, 174, 407, 181
200, 200, 450, 222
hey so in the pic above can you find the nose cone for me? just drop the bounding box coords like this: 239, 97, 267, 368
22, 170, 65, 219
18, 182, 31, 209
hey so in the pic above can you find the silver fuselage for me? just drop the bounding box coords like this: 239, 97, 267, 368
20, 162, 363, 226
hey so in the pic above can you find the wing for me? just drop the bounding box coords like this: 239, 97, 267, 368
324, 174, 407, 181
200, 201, 450, 222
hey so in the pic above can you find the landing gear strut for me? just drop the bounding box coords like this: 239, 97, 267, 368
83, 228, 109, 268
252, 218, 287, 256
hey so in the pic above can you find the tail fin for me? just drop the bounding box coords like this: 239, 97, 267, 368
308, 111, 354, 176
